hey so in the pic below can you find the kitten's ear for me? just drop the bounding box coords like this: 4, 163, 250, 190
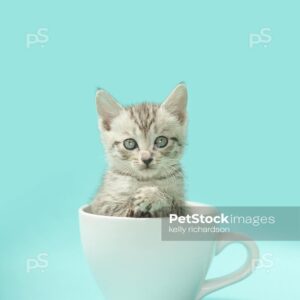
96, 89, 123, 131
162, 83, 187, 123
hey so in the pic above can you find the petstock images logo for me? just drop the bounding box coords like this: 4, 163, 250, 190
162, 206, 300, 241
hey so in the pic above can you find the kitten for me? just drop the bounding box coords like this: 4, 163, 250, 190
90, 83, 188, 217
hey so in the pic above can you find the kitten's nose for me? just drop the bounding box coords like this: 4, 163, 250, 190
142, 158, 153, 166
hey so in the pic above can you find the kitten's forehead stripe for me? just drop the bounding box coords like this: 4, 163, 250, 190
126, 103, 159, 134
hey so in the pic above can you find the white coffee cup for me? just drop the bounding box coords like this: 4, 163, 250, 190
79, 202, 259, 300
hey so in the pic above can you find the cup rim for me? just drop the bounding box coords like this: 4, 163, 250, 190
79, 201, 216, 221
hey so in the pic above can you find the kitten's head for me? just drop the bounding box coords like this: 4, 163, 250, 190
96, 83, 188, 179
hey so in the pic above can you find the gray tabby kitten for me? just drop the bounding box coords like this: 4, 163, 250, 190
91, 83, 188, 217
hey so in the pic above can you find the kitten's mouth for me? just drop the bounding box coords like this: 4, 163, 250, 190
138, 165, 156, 172
142, 166, 153, 171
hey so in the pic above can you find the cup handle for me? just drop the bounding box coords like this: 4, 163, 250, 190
196, 232, 260, 299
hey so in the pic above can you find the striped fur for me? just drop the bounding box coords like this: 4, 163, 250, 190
91, 83, 188, 217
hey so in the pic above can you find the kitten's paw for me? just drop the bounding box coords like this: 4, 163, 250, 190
132, 186, 164, 217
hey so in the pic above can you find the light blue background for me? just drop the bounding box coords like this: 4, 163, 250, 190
0, 0, 299, 299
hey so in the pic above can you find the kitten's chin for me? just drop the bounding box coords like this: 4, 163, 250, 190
134, 166, 169, 180
135, 168, 157, 178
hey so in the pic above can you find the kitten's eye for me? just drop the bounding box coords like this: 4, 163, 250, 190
123, 138, 138, 150
154, 136, 168, 148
